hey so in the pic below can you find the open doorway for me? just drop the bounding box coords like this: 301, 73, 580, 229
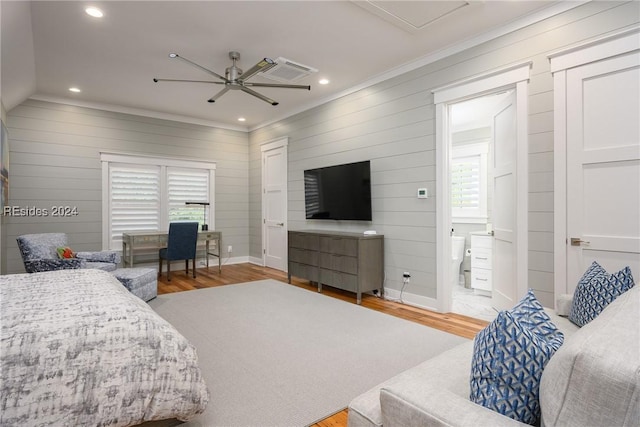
448, 91, 514, 321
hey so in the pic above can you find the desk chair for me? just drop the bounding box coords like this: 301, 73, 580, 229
158, 222, 199, 281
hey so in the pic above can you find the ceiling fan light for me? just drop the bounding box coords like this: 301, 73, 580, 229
319, 78, 330, 85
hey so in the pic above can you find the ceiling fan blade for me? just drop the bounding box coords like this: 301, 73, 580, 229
241, 86, 278, 106
169, 53, 227, 82
153, 78, 225, 84
207, 86, 231, 103
239, 58, 277, 82
244, 82, 311, 90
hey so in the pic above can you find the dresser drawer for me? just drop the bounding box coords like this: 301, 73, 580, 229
471, 268, 492, 291
289, 248, 318, 266
319, 269, 358, 292
471, 247, 492, 269
319, 253, 357, 274
289, 261, 319, 282
289, 232, 320, 250
319, 236, 358, 256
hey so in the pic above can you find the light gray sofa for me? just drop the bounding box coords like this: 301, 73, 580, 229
348, 286, 639, 427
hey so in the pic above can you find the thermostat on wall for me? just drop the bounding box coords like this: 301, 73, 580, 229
417, 188, 428, 199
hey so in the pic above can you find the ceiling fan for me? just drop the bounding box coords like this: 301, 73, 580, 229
153, 51, 311, 106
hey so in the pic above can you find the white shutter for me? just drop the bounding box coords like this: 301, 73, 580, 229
451, 142, 488, 222
110, 164, 160, 245
167, 167, 210, 226
451, 155, 481, 210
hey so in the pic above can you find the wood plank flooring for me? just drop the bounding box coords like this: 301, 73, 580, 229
157, 263, 489, 427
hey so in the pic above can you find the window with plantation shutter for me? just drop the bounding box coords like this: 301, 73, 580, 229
101, 153, 216, 250
451, 143, 488, 222
110, 164, 161, 245
168, 168, 210, 224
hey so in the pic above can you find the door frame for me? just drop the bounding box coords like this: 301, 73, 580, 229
261, 137, 289, 268
550, 27, 640, 298
433, 62, 530, 313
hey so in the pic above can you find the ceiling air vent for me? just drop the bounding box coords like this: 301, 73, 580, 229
261, 57, 318, 83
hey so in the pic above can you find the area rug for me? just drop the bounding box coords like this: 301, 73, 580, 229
149, 280, 468, 427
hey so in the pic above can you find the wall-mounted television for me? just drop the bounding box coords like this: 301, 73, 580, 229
304, 160, 372, 221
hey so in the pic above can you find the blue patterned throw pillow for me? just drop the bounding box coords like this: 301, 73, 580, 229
511, 290, 564, 351
470, 291, 563, 425
569, 261, 635, 327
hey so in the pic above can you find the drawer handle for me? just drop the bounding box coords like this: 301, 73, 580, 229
475, 278, 488, 281
475, 257, 488, 260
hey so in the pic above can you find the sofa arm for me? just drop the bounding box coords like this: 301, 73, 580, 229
380, 382, 528, 427
76, 251, 121, 264
24, 258, 86, 273
556, 293, 573, 317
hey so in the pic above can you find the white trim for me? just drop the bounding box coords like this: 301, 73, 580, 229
29, 94, 248, 132
515, 80, 529, 302
548, 25, 640, 72
433, 61, 532, 104
434, 70, 529, 313
100, 151, 216, 170
383, 288, 439, 313
260, 136, 289, 152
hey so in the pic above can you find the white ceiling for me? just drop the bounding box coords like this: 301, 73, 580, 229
1, 1, 576, 130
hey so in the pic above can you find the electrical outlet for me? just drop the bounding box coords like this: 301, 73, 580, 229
403, 272, 411, 284
228, 245, 233, 253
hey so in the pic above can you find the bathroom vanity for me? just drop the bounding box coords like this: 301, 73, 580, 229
470, 232, 493, 295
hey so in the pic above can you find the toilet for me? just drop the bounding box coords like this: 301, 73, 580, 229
451, 235, 465, 287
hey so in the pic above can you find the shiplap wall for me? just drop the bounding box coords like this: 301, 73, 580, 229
249, 1, 639, 307
5, 100, 248, 273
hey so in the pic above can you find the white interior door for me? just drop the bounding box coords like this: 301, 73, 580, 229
262, 143, 288, 270
565, 52, 640, 290
491, 90, 518, 310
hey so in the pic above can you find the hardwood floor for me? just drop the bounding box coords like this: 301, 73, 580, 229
157, 263, 489, 427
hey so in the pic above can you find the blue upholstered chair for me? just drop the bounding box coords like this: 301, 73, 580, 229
17, 233, 120, 273
158, 222, 199, 281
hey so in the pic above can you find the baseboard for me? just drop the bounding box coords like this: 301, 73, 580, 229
249, 256, 264, 266
383, 287, 440, 313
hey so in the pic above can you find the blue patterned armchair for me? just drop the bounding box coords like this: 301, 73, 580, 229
17, 233, 121, 273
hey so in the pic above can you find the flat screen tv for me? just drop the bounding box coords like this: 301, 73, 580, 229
304, 160, 372, 221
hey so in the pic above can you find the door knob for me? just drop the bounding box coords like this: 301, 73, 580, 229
277, 222, 284, 226
570, 237, 590, 246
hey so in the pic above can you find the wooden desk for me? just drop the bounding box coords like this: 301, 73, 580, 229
122, 230, 221, 272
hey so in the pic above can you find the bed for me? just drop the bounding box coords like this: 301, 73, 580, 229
0, 269, 209, 426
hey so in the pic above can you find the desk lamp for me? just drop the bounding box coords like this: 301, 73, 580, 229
185, 202, 210, 230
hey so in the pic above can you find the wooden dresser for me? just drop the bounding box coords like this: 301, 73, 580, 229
288, 230, 384, 304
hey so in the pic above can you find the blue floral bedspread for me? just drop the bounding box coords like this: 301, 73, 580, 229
0, 269, 209, 426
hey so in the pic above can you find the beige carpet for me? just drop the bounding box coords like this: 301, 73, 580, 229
149, 280, 468, 427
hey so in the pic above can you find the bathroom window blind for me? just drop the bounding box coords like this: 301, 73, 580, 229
451, 143, 488, 222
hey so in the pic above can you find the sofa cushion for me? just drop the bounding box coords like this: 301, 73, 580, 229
470, 291, 563, 425
540, 285, 639, 427
569, 261, 635, 327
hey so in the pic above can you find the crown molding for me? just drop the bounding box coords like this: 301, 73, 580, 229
28, 94, 249, 132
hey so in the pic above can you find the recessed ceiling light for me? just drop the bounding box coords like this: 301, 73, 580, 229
319, 78, 330, 85
85, 7, 104, 18
69, 87, 81, 93
238, 117, 246, 122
